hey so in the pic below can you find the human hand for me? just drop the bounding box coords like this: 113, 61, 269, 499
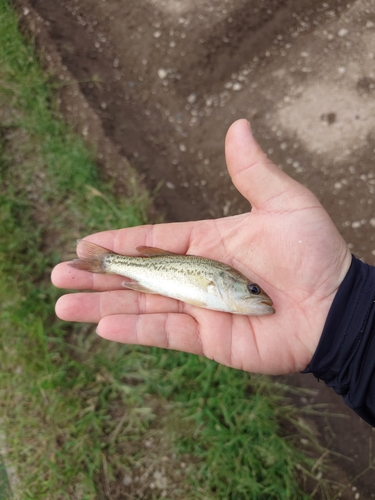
51, 119, 351, 375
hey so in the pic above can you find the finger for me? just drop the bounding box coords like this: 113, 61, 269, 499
97, 313, 203, 355
51, 262, 126, 290
51, 221, 199, 290
225, 119, 314, 211
77, 222, 197, 256
55, 290, 182, 322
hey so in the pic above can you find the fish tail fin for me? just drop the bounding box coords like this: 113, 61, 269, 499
69, 240, 114, 273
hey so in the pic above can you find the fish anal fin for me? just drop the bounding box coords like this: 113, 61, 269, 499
182, 297, 207, 308
136, 245, 180, 257
121, 280, 158, 294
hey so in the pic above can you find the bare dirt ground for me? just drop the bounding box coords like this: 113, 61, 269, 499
14, 0, 375, 497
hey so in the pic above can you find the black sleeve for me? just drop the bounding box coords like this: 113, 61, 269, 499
302, 255, 375, 427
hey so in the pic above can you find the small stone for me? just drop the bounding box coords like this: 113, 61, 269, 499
338, 28, 348, 37
113, 58, 119, 68
187, 93, 197, 104
179, 143, 187, 152
123, 475, 132, 486
153, 31, 162, 38
154, 473, 167, 489
232, 82, 242, 91
100, 102, 107, 110
23, 7, 30, 15
158, 68, 168, 79
370, 218, 375, 227
366, 21, 374, 29
166, 181, 175, 189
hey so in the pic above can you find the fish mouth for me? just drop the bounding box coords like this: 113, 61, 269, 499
257, 298, 275, 315
244, 296, 273, 307
234, 296, 275, 315
245, 296, 275, 315
258, 297, 273, 307
256, 296, 275, 314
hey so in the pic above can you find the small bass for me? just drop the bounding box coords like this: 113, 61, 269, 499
70, 240, 274, 316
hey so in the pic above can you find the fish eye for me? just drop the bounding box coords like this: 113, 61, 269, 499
247, 283, 261, 295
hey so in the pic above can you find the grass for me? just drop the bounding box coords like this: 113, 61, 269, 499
0, 0, 333, 498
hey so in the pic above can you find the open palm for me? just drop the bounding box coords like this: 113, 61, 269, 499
52, 119, 351, 375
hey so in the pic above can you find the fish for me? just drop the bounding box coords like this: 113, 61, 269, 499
69, 240, 275, 316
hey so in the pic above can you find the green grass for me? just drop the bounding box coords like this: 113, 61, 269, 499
0, 1, 332, 498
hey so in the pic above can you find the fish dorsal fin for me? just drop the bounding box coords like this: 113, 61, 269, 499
136, 245, 181, 257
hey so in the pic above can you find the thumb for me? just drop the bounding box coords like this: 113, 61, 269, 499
225, 119, 307, 211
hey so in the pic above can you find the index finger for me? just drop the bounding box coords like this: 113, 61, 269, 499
51, 221, 197, 291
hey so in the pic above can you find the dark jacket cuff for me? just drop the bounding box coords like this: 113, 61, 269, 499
302, 255, 375, 426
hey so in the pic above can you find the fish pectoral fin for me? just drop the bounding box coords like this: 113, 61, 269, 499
183, 280, 216, 308
121, 280, 158, 294
136, 246, 180, 257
